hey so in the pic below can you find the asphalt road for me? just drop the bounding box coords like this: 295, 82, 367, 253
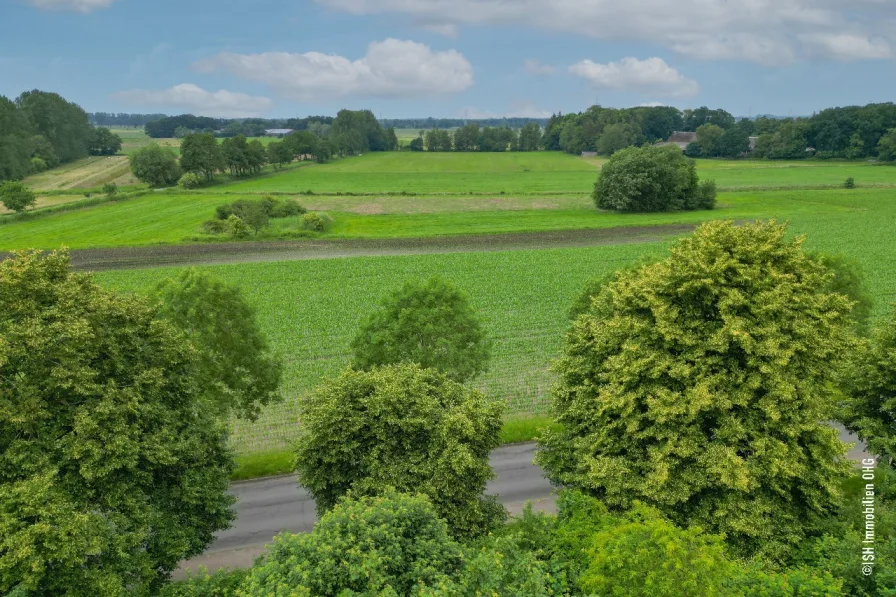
177, 427, 872, 575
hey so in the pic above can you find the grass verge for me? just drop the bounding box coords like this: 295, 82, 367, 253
230, 415, 558, 481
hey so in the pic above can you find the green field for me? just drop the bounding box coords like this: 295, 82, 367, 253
95, 191, 896, 453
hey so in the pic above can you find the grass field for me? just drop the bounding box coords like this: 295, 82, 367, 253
95, 188, 896, 453
22, 156, 140, 191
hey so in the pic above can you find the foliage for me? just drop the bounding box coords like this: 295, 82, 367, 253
300, 212, 325, 231
517, 122, 543, 152
0, 251, 235, 595
226, 214, 251, 238
537, 221, 857, 559
424, 128, 454, 152
88, 127, 123, 156
351, 276, 491, 383
697, 123, 726, 156
269, 198, 306, 218
203, 219, 229, 234
17, 90, 93, 165
181, 133, 225, 182
294, 363, 506, 538
409, 136, 425, 151
28, 157, 47, 174
158, 568, 248, 597
155, 269, 282, 421
845, 177, 857, 189
240, 490, 463, 596
807, 251, 874, 335
178, 172, 204, 189
878, 129, 896, 162
129, 143, 182, 187
597, 123, 636, 156
240, 200, 270, 234
102, 182, 118, 196
580, 506, 737, 597
0, 181, 36, 213
145, 115, 222, 138
843, 309, 896, 467
593, 145, 715, 212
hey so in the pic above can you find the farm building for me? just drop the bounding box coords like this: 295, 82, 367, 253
264, 129, 294, 137
654, 131, 698, 151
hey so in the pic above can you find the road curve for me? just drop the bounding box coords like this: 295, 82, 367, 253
178, 428, 872, 575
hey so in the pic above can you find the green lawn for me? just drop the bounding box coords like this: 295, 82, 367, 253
95, 189, 896, 454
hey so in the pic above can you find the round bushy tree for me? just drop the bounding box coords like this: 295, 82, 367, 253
843, 308, 896, 467
155, 269, 282, 421
0, 181, 36, 213
537, 220, 857, 559
351, 276, 491, 383
294, 363, 506, 538
240, 490, 463, 596
129, 143, 182, 187
593, 145, 716, 212
0, 251, 235, 595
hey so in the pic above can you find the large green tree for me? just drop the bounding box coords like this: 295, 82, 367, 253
593, 145, 716, 212
0, 96, 33, 181
129, 143, 181, 187
537, 221, 857, 559
294, 363, 506, 539
16, 90, 93, 164
0, 181, 36, 213
154, 269, 282, 421
0, 251, 235, 596
843, 309, 896, 467
351, 276, 491, 383
88, 127, 122, 156
878, 128, 896, 162
180, 133, 224, 181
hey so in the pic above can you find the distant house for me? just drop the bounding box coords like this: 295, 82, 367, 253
655, 131, 698, 151
264, 129, 294, 137
581, 151, 598, 157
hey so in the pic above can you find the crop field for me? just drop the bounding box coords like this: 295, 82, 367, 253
22, 156, 139, 191
1, 187, 889, 250
220, 152, 896, 195
94, 190, 896, 453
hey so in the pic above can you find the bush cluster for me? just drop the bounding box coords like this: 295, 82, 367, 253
203, 196, 309, 237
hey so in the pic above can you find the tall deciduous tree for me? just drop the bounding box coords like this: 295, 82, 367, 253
294, 364, 506, 539
537, 221, 857, 559
0, 251, 235, 595
88, 127, 122, 156
180, 133, 224, 181
351, 276, 491, 383
0, 181, 36, 213
129, 143, 181, 187
155, 269, 282, 421
517, 122, 542, 152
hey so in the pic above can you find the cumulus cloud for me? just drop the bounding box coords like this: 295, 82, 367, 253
113, 84, 273, 118
523, 59, 556, 75
314, 0, 896, 65
28, 0, 116, 12
192, 39, 474, 100
799, 33, 892, 61
569, 57, 700, 97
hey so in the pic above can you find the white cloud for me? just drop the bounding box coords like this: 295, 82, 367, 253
192, 39, 474, 100
799, 33, 892, 61
113, 84, 273, 118
28, 0, 116, 12
569, 57, 700, 97
314, 0, 896, 65
523, 59, 556, 75
420, 23, 458, 37
639, 101, 667, 107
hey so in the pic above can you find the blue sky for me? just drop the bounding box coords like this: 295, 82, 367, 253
3, 0, 896, 118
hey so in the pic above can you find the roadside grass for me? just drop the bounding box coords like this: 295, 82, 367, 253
230, 415, 559, 481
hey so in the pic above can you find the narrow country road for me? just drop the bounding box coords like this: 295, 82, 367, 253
178, 427, 873, 576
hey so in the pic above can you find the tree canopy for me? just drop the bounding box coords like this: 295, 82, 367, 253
0, 251, 235, 595
129, 143, 181, 187
294, 363, 506, 539
351, 276, 491, 383
537, 220, 857, 559
0, 181, 36, 213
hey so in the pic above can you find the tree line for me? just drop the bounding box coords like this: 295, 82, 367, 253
381, 116, 550, 129
0, 90, 122, 182
89, 112, 168, 127
406, 122, 544, 152
131, 109, 397, 187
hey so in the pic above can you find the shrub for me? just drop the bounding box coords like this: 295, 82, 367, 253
129, 143, 182, 187
214, 204, 233, 220
102, 182, 118, 196
158, 568, 248, 597
29, 157, 47, 173
239, 201, 270, 235
226, 214, 250, 238
178, 172, 203, 189
351, 276, 491, 383
203, 219, 229, 235
269, 198, 306, 218
808, 251, 874, 335
537, 221, 857, 559
690, 179, 717, 209
300, 212, 325, 231
294, 363, 506, 539
155, 269, 283, 421
240, 490, 463, 596
845, 177, 857, 189
0, 181, 36, 213
593, 145, 714, 212
0, 251, 235, 595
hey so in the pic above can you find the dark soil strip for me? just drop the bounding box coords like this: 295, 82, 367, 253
8, 224, 700, 272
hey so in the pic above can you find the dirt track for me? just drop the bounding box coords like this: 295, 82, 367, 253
49, 224, 699, 271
